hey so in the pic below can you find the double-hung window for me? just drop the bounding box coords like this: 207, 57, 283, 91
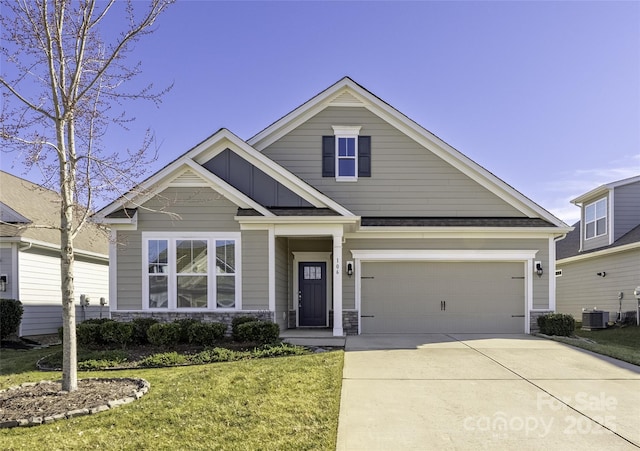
333, 126, 361, 181
322, 127, 371, 180
584, 198, 607, 240
144, 233, 240, 310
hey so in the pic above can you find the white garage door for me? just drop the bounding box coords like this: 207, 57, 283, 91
361, 262, 525, 333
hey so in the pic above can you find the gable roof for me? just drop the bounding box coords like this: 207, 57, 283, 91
248, 77, 569, 229
0, 171, 108, 255
571, 174, 640, 204
557, 221, 640, 261
97, 128, 355, 220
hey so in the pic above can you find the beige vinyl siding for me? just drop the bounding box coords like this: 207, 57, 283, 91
138, 187, 240, 232
613, 182, 640, 240
556, 249, 640, 319
241, 230, 269, 310
115, 230, 142, 310
344, 237, 550, 309
274, 237, 288, 329
115, 187, 241, 310
261, 106, 525, 217
581, 193, 610, 252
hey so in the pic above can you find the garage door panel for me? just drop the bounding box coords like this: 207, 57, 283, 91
361, 262, 524, 334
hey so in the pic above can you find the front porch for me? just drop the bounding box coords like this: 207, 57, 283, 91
280, 328, 346, 347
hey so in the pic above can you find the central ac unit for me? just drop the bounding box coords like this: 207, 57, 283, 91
581, 310, 609, 330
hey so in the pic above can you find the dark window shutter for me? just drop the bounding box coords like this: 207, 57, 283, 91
358, 136, 371, 177
322, 136, 335, 177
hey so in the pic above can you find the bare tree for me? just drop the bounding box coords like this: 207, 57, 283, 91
0, 0, 173, 391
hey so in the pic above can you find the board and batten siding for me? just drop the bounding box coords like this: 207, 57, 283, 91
241, 230, 269, 310
274, 237, 289, 329
261, 106, 525, 217
556, 249, 640, 319
613, 182, 640, 241
115, 187, 241, 310
343, 237, 550, 310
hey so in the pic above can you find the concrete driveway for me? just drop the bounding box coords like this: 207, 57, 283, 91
336, 334, 640, 450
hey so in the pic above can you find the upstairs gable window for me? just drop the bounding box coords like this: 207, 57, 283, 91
322, 126, 371, 180
585, 198, 607, 240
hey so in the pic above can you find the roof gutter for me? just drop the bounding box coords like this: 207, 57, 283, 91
4, 237, 109, 261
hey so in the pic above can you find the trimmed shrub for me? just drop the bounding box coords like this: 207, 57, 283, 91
131, 317, 159, 345
231, 316, 258, 341
187, 322, 226, 346
174, 318, 200, 343
76, 323, 103, 346
190, 347, 240, 364
0, 299, 23, 339
81, 318, 113, 325
139, 351, 188, 367
236, 321, 280, 345
537, 313, 576, 336
100, 321, 134, 348
147, 322, 182, 347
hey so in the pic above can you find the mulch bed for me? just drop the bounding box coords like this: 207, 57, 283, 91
0, 378, 148, 427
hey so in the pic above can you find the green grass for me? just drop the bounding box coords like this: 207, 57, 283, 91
547, 324, 640, 366
0, 345, 344, 450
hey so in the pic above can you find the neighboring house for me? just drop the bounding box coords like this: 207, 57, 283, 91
556, 175, 640, 322
0, 171, 110, 336
97, 77, 571, 336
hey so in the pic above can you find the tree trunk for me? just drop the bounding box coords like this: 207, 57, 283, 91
61, 223, 77, 392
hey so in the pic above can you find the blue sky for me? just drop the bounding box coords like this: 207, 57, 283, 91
2, 1, 639, 224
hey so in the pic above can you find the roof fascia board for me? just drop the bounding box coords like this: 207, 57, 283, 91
3, 237, 109, 260
98, 153, 274, 218
571, 175, 640, 204
194, 130, 355, 217
248, 78, 361, 148
557, 241, 640, 264
247, 78, 566, 228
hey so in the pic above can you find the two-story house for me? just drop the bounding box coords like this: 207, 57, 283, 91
97, 77, 571, 336
556, 175, 640, 322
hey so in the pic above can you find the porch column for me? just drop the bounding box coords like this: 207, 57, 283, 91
332, 233, 344, 336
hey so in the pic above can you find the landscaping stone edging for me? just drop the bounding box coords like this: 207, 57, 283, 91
0, 377, 150, 429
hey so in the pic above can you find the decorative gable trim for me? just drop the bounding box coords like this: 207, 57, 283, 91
97, 129, 355, 220
248, 77, 569, 229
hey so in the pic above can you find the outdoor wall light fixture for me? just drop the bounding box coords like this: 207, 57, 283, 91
597, 272, 606, 277
0, 274, 7, 292
346, 261, 354, 277
535, 261, 543, 277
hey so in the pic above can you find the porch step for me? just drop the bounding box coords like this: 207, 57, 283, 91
282, 336, 346, 347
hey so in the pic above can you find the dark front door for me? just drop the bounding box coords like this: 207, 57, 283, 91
298, 262, 327, 327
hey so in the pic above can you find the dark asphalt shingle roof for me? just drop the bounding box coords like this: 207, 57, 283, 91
361, 217, 555, 227
556, 221, 640, 260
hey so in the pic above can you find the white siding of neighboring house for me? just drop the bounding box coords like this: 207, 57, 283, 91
17, 248, 109, 336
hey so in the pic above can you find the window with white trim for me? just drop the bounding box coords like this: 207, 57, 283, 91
143, 233, 240, 310
332, 126, 361, 181
584, 198, 607, 240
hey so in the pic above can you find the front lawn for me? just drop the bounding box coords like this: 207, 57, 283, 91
0, 346, 344, 450
548, 324, 640, 366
